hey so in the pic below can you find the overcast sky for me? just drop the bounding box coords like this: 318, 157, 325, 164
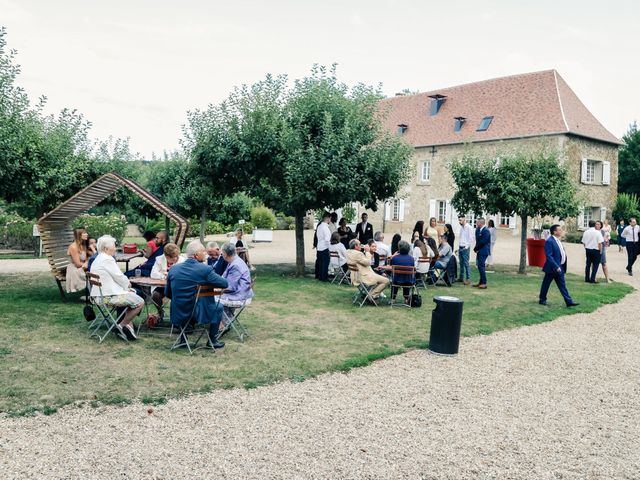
2, 0, 638, 158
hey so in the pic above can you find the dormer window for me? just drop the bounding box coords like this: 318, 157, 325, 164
454, 117, 466, 132
397, 124, 408, 135
477, 116, 493, 131
428, 94, 447, 116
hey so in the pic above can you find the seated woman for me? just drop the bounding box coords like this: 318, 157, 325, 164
219, 241, 254, 324
413, 237, 434, 276
337, 218, 355, 249
389, 240, 416, 304
390, 233, 402, 256
150, 243, 185, 320
90, 235, 144, 341
66, 228, 89, 293
329, 232, 348, 274
141, 230, 159, 259
367, 239, 386, 275
443, 223, 456, 252
235, 228, 255, 271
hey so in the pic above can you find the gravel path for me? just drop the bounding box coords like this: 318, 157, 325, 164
1, 234, 639, 478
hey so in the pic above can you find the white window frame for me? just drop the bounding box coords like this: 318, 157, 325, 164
583, 207, 594, 229
499, 213, 510, 227
420, 160, 431, 182
465, 212, 476, 228
437, 200, 447, 223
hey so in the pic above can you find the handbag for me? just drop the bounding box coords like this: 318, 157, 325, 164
410, 293, 422, 308
83, 304, 96, 322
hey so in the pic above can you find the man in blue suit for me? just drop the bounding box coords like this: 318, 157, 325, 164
539, 224, 579, 307
165, 240, 229, 349
473, 218, 491, 289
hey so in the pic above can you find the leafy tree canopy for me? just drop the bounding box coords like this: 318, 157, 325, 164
618, 121, 640, 196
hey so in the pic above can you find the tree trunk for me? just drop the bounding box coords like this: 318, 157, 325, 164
199, 206, 207, 244
518, 214, 528, 274
295, 211, 306, 277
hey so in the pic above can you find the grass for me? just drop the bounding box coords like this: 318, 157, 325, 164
0, 264, 633, 416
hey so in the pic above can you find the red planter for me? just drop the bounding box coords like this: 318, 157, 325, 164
526, 238, 546, 267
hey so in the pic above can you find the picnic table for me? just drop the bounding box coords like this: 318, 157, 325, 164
115, 251, 143, 271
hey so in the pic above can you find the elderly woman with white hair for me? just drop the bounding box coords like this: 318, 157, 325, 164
220, 241, 254, 313
90, 235, 144, 341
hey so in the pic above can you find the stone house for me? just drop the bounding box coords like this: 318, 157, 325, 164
361, 70, 621, 237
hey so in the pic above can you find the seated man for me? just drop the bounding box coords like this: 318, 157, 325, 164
125, 230, 168, 278
165, 240, 228, 349
374, 231, 390, 263
429, 235, 454, 286
218, 241, 254, 332
346, 238, 389, 301
150, 243, 184, 320
206, 241, 228, 275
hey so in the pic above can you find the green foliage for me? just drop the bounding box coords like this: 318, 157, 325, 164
450, 147, 579, 273
218, 192, 255, 225
341, 204, 356, 223
563, 231, 583, 244
275, 214, 295, 230
140, 218, 165, 235
72, 214, 127, 244
0, 205, 36, 251
234, 221, 253, 234
251, 206, 276, 229
185, 64, 413, 274
611, 193, 640, 223
618, 121, 640, 196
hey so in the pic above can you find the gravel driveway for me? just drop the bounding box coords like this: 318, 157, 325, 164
1, 233, 638, 478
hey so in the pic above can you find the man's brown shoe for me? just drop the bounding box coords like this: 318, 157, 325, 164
472, 283, 481, 287
478, 284, 487, 289
463, 280, 471, 285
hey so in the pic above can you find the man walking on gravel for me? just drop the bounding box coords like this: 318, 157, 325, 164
621, 217, 640, 276
539, 225, 579, 307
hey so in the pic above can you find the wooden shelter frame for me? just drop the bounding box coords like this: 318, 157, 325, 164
37, 172, 189, 300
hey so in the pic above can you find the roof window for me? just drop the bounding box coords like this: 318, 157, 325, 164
454, 117, 466, 132
477, 116, 493, 131
428, 94, 447, 116
397, 124, 408, 135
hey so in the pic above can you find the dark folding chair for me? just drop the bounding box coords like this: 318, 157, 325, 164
390, 265, 418, 308
171, 285, 223, 354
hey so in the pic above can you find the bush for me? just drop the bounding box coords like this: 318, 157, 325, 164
217, 192, 255, 226
612, 193, 640, 223
206, 220, 228, 235
73, 214, 128, 244
140, 218, 165, 236
250, 206, 276, 229
341, 204, 356, 223
0, 209, 37, 251
563, 231, 583, 244
234, 221, 253, 234
275, 214, 295, 230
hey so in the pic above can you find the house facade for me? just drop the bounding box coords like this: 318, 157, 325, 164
362, 70, 621, 236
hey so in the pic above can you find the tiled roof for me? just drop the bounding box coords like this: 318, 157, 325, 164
379, 70, 622, 147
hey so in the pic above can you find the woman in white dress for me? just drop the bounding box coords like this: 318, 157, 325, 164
65, 228, 89, 293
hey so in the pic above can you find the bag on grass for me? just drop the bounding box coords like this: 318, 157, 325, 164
410, 293, 422, 308
83, 304, 96, 322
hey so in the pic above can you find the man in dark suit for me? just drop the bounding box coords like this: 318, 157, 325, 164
165, 240, 228, 348
539, 224, 579, 307
473, 218, 491, 289
355, 213, 374, 244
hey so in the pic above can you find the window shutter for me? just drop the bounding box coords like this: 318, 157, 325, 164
602, 161, 611, 185
445, 201, 451, 223
429, 199, 436, 219
581, 159, 588, 183
600, 207, 607, 221
384, 201, 391, 221
399, 199, 405, 221
578, 208, 585, 230
427, 160, 431, 181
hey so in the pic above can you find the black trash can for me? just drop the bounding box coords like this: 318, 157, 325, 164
429, 295, 464, 355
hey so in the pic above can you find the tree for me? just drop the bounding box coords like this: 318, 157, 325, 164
618, 121, 640, 196
450, 148, 580, 274
611, 193, 640, 223
189, 65, 413, 275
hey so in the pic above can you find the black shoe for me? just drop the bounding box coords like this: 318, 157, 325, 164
122, 324, 138, 341
539, 300, 547, 305
566, 302, 580, 308
207, 340, 225, 349
112, 323, 128, 341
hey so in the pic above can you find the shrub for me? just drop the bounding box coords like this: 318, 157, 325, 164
206, 220, 228, 235
563, 231, 583, 244
73, 214, 128, 244
341, 204, 356, 223
140, 218, 165, 236
217, 192, 255, 226
275, 214, 295, 230
250, 206, 276, 229
0, 209, 37, 251
233, 221, 253, 234
612, 193, 640, 223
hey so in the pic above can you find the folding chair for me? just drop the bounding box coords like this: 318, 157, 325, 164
171, 284, 222, 354
330, 252, 349, 285
416, 256, 431, 289
389, 265, 418, 308
348, 263, 379, 307
430, 256, 454, 287
87, 272, 128, 343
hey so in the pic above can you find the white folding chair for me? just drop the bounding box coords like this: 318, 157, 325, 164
171, 285, 222, 354
416, 256, 431, 289
87, 272, 128, 343
348, 263, 378, 307
389, 265, 418, 308
330, 252, 349, 285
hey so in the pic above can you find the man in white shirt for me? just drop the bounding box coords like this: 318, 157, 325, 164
315, 212, 332, 282
374, 231, 390, 264
621, 217, 640, 275
581, 220, 604, 283
457, 215, 475, 285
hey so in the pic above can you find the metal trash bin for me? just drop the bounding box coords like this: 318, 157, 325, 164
429, 295, 463, 355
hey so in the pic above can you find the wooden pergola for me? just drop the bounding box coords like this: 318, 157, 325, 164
37, 172, 189, 299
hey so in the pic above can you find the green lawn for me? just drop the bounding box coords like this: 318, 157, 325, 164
0, 265, 633, 416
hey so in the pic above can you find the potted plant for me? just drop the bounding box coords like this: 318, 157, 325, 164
526, 217, 546, 267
